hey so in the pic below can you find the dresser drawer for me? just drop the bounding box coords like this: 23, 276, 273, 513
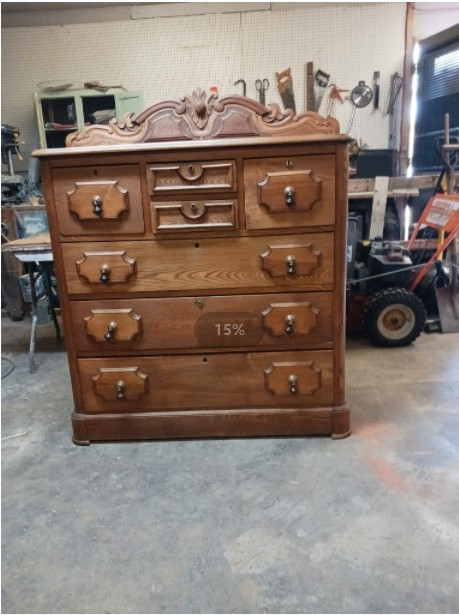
62, 233, 334, 295
244, 155, 335, 229
78, 350, 334, 413
147, 160, 236, 194
70, 291, 333, 352
151, 198, 237, 232
52, 165, 144, 236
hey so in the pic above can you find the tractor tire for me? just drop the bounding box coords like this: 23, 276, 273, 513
361, 287, 426, 347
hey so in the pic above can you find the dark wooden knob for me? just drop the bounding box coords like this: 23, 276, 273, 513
99, 263, 111, 284
284, 186, 295, 207
288, 374, 298, 395
116, 380, 125, 400
285, 314, 295, 334
286, 255, 296, 275
92, 195, 103, 216
104, 321, 117, 342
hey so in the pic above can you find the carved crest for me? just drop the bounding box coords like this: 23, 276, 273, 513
66, 91, 340, 147
178, 88, 218, 130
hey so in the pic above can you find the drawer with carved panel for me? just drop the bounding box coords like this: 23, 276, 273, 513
62, 233, 334, 295
151, 198, 238, 233
52, 165, 144, 236
69, 292, 333, 352
147, 160, 236, 194
244, 154, 335, 229
78, 350, 334, 414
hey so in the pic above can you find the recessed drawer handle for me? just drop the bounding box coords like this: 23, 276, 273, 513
288, 374, 298, 395
104, 321, 117, 342
91, 195, 103, 216
285, 314, 295, 334
284, 186, 295, 207
286, 255, 296, 275
99, 263, 111, 284
116, 380, 125, 400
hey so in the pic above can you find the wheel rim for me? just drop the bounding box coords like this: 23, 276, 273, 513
376, 303, 415, 340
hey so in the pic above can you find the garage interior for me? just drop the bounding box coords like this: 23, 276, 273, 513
1, 2, 459, 614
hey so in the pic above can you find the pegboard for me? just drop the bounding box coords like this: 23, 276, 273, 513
1, 3, 406, 171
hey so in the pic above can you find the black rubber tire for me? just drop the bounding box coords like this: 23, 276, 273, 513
361, 287, 426, 347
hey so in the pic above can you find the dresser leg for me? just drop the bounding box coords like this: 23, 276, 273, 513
331, 403, 351, 439
71, 412, 90, 445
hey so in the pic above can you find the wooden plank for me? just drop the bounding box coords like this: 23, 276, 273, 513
306, 62, 314, 111
349, 173, 459, 195
369, 176, 389, 239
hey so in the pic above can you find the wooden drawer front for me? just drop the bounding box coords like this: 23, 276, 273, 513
52, 165, 144, 236
70, 292, 333, 351
152, 199, 237, 232
79, 350, 334, 413
244, 155, 335, 229
62, 233, 334, 295
147, 160, 236, 194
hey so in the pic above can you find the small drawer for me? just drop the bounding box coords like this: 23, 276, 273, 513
78, 350, 334, 413
244, 155, 335, 230
69, 292, 333, 352
147, 160, 236, 194
62, 233, 334, 295
151, 199, 237, 232
52, 165, 144, 237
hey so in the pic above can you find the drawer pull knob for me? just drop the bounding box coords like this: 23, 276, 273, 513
104, 321, 117, 342
91, 195, 103, 216
286, 159, 293, 168
286, 255, 296, 275
99, 263, 111, 284
116, 380, 125, 400
288, 374, 298, 395
285, 314, 295, 334
284, 185, 295, 207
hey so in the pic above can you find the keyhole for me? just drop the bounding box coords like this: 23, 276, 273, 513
188, 164, 194, 174
194, 243, 200, 248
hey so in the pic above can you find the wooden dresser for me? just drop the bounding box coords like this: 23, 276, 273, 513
34, 91, 351, 444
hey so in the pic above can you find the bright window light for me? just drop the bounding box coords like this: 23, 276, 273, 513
407, 41, 420, 178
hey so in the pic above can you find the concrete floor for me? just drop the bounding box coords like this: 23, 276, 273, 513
1, 314, 459, 614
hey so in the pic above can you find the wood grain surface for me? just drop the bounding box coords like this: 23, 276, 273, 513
69, 291, 333, 352
63, 233, 334, 295
78, 350, 334, 413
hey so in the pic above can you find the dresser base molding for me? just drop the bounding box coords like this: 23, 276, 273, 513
71, 405, 350, 444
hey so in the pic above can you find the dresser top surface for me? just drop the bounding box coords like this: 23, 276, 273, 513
33, 133, 351, 159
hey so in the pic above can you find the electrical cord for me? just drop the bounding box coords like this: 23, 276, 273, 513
1, 357, 15, 380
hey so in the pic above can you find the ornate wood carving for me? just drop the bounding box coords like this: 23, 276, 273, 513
67, 180, 128, 220
84, 308, 142, 343
92, 366, 148, 402
260, 243, 321, 277
66, 90, 340, 147
264, 361, 322, 396
261, 302, 320, 336
258, 170, 322, 213
76, 251, 136, 284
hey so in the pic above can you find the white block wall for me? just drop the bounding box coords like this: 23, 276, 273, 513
1, 3, 407, 170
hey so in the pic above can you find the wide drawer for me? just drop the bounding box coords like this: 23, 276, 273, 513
151, 198, 237, 232
244, 155, 335, 230
52, 165, 144, 236
62, 233, 334, 295
70, 291, 333, 352
78, 350, 334, 413
147, 160, 236, 194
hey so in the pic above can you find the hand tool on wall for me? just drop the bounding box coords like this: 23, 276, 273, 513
234, 79, 246, 97
305, 62, 315, 111
255, 78, 269, 106
314, 69, 330, 111
386, 72, 403, 115
275, 68, 296, 113
324, 85, 349, 117
347, 80, 373, 134
373, 71, 380, 110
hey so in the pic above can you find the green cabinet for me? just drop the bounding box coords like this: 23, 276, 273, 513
34, 88, 143, 148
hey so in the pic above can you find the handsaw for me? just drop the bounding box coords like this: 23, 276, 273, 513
275, 68, 296, 114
